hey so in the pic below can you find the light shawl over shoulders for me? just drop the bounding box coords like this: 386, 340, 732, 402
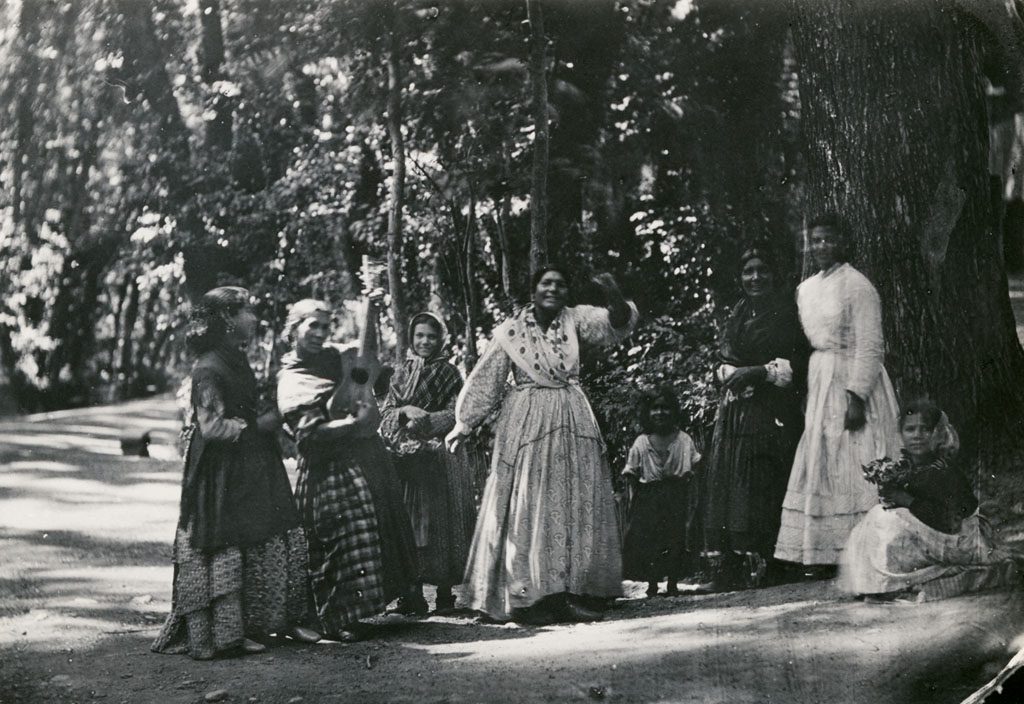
454, 302, 638, 432
455, 301, 637, 619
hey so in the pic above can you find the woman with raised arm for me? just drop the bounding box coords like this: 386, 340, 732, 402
774, 214, 900, 572
277, 299, 418, 642
446, 267, 638, 624
153, 287, 319, 660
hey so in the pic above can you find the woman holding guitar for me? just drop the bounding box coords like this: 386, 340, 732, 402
276, 286, 418, 642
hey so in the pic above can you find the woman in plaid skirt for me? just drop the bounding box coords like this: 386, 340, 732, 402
277, 299, 418, 642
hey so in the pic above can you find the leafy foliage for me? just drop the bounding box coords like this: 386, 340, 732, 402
0, 0, 794, 489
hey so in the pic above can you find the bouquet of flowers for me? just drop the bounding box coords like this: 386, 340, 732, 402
861, 455, 914, 502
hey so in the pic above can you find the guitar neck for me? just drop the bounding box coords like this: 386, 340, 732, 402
357, 298, 380, 358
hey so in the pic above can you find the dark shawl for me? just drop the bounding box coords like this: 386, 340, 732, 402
904, 453, 978, 534
180, 346, 299, 552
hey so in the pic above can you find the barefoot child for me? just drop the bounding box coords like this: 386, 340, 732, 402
622, 388, 701, 597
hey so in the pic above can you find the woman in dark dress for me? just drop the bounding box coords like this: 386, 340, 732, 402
380, 312, 478, 614
701, 246, 807, 590
153, 287, 319, 660
276, 299, 418, 641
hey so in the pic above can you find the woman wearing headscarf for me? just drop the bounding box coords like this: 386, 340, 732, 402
774, 214, 901, 571
153, 287, 319, 660
701, 245, 808, 590
380, 311, 478, 614
840, 397, 1020, 601
445, 267, 638, 624
276, 299, 418, 641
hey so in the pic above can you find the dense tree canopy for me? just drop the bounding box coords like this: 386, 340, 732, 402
1, 0, 1021, 473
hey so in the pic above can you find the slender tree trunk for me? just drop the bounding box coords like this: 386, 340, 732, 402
199, 0, 232, 152
527, 0, 549, 277
117, 278, 140, 399
385, 11, 409, 358
791, 0, 1024, 467
462, 193, 480, 368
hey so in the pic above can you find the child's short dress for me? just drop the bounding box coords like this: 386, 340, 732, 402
621, 431, 701, 581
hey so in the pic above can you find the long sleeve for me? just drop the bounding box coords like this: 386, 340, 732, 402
846, 275, 885, 400
454, 339, 511, 432
574, 302, 639, 347
193, 377, 246, 443
282, 405, 332, 455
425, 394, 457, 438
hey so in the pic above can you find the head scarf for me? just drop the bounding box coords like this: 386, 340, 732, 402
390, 311, 451, 406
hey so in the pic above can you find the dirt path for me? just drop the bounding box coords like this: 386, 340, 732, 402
1, 398, 1022, 704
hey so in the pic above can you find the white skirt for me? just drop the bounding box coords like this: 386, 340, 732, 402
774, 349, 900, 565
839, 504, 1019, 600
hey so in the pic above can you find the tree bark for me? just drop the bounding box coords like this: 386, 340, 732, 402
462, 193, 480, 369
385, 8, 409, 358
199, 0, 233, 152
791, 0, 1024, 465
117, 278, 140, 399
527, 0, 550, 277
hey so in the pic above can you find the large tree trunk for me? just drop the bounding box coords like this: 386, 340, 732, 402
198, 0, 233, 152
791, 0, 1024, 466
527, 0, 549, 277
385, 8, 409, 358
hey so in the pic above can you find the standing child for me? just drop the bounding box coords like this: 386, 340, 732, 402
622, 388, 702, 597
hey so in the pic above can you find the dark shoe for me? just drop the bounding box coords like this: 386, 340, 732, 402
240, 638, 267, 654
664, 583, 680, 597
512, 605, 558, 626
394, 594, 429, 616
434, 591, 457, 613
560, 600, 604, 623
646, 582, 659, 598
287, 626, 322, 643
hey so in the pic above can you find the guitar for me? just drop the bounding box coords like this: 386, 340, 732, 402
327, 256, 387, 437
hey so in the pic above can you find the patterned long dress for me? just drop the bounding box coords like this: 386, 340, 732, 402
840, 453, 1020, 600
153, 346, 310, 659
380, 327, 478, 589
277, 345, 418, 634
455, 303, 637, 620
775, 263, 900, 566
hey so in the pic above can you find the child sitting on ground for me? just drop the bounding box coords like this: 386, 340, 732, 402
621, 388, 701, 597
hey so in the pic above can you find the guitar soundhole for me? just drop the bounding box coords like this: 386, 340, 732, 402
351, 368, 369, 384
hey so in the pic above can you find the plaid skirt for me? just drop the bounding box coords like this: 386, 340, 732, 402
151, 525, 310, 659
295, 438, 417, 633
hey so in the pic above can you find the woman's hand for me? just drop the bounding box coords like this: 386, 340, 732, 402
256, 410, 281, 434
844, 391, 866, 431
445, 423, 470, 453
880, 487, 914, 509
592, 272, 631, 328
724, 365, 767, 391
591, 272, 619, 294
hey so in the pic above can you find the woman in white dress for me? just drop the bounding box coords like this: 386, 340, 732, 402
445, 267, 638, 624
774, 214, 900, 569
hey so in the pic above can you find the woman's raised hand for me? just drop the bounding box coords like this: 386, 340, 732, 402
591, 272, 619, 293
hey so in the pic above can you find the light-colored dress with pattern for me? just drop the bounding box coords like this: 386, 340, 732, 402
775, 263, 900, 565
454, 303, 637, 620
